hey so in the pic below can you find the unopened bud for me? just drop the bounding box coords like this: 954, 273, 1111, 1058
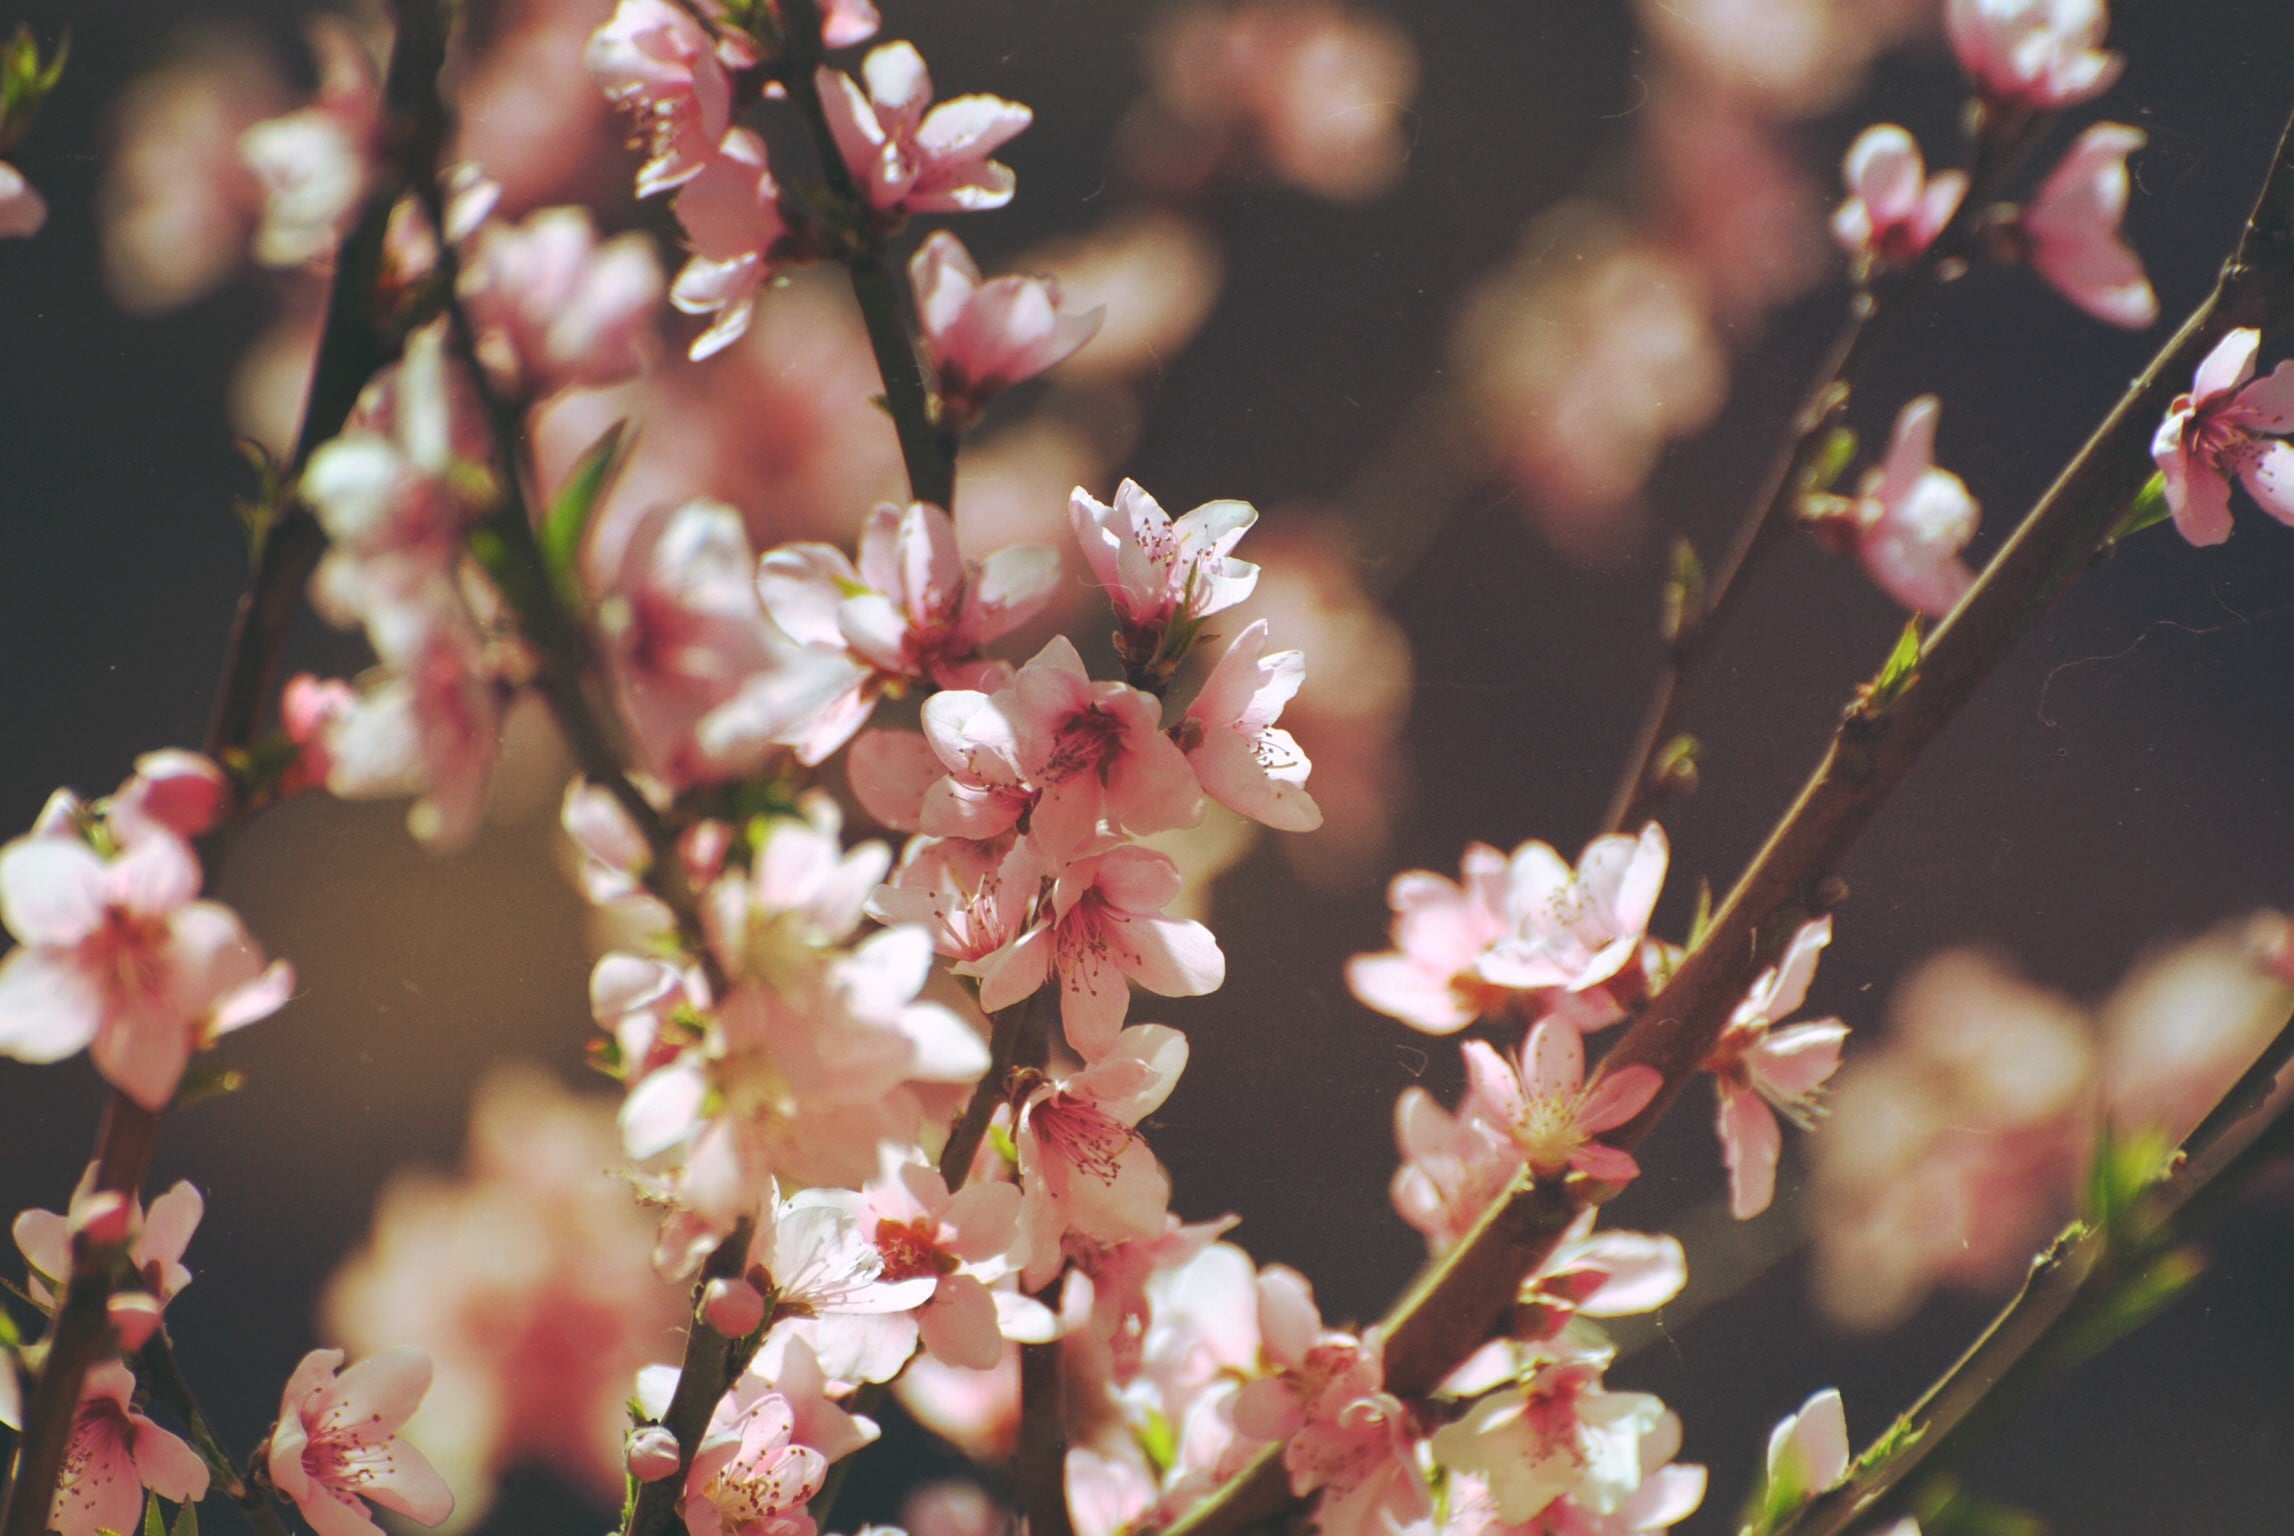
700, 1277, 766, 1337
626, 1425, 682, 1483
107, 1293, 164, 1352
73, 1192, 135, 1251
118, 751, 231, 839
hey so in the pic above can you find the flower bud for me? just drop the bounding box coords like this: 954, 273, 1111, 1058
627, 1425, 683, 1483
107, 1293, 165, 1352
73, 1192, 136, 1251
700, 1277, 766, 1337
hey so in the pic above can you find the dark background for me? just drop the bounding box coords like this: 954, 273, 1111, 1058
3, 1, 2293, 1532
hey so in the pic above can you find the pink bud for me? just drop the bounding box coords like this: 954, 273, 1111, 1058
108, 1293, 165, 1352
700, 1277, 766, 1337
73, 1192, 137, 1250
626, 1425, 683, 1482
117, 750, 233, 839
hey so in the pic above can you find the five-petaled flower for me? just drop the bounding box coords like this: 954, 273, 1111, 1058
2151, 326, 2294, 546
267, 1347, 455, 1536
1461, 1018, 1660, 1184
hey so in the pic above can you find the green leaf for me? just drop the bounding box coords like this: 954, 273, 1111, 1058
2107, 472, 2171, 544
172, 1059, 248, 1111
141, 1492, 166, 1536
2082, 1119, 2173, 1244
168, 1497, 200, 1536
987, 1121, 1019, 1168
1799, 425, 1859, 495
1863, 616, 1924, 711
2060, 1245, 2204, 1366
1135, 1406, 1177, 1476
1685, 879, 1715, 951
1659, 538, 1707, 644
541, 422, 632, 612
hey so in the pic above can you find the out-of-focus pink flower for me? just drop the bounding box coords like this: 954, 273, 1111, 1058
1831, 125, 1966, 268
678, 1381, 826, 1536
2101, 925, 2291, 1146
460, 206, 663, 391
1177, 620, 1321, 833
109, 750, 232, 845
5, 1361, 207, 1536
269, 1348, 455, 1536
1812, 950, 2094, 1328
1480, 825, 1670, 1000
1945, 0, 2120, 110
594, 498, 861, 787
1026, 212, 1225, 383
239, 19, 380, 267
1349, 845, 1518, 1035
2017, 122, 2156, 330
671, 128, 804, 360
0, 828, 292, 1109
1390, 1083, 1519, 1252
320, 612, 503, 852
1843, 395, 1980, 615
1455, 225, 1726, 548
2150, 326, 2294, 546
1431, 1361, 1678, 1531
281, 675, 356, 796
0, 161, 48, 238
1135, 2, 1418, 202
967, 842, 1224, 1060
818, 42, 1031, 218
1462, 1020, 1660, 1185
1636, 0, 1908, 115
1015, 1023, 1188, 1268
910, 231, 1101, 429
321, 1069, 688, 1519
1646, 87, 1826, 326
1706, 919, 1849, 1220
587, 0, 734, 197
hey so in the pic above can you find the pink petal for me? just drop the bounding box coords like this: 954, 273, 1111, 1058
1115, 913, 1225, 999
0, 837, 108, 946
2236, 439, 2294, 525
1579, 1062, 1661, 1133
1521, 1017, 1586, 1098
2228, 359, 2294, 433
1057, 941, 1132, 1060
129, 1413, 213, 1503
919, 1274, 1004, 1369
1719, 1081, 1783, 1220
1753, 1020, 1849, 1101
1569, 1142, 1641, 1183
322, 1346, 434, 1440
2193, 328, 2260, 406
0, 948, 103, 1063
1460, 1039, 1528, 1126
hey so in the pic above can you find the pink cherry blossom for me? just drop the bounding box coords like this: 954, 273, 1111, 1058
0, 161, 47, 238
1460, 1019, 1659, 1185
1431, 1362, 1674, 1529
821, 0, 883, 48
817, 42, 1032, 218
0, 828, 292, 1109
7, 1361, 209, 1536
1015, 1023, 1188, 1263
1069, 480, 1260, 665
318, 610, 501, 851
967, 842, 1225, 1060
268, 1347, 455, 1536
2018, 122, 2157, 330
16, 1169, 204, 1347
1178, 618, 1322, 832
1846, 395, 1980, 615
1348, 844, 1516, 1034
109, 751, 232, 846
1830, 125, 1965, 268
1944, 0, 2120, 110
910, 231, 1102, 428
678, 1381, 827, 1536
868, 832, 1044, 965
594, 498, 862, 787
1390, 1083, 1520, 1252
1705, 918, 1849, 1219
671, 128, 804, 360
586, 0, 735, 197
861, 1147, 1051, 1369
922, 636, 1204, 857
1478, 825, 1669, 999
458, 206, 664, 391
2150, 326, 2294, 546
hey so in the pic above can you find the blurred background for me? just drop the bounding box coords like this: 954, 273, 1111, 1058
4, 0, 2294, 1531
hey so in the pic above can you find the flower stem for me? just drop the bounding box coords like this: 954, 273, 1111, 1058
133, 1332, 295, 1536
625, 1222, 758, 1536
0, 6, 454, 1534
1161, 104, 2294, 1536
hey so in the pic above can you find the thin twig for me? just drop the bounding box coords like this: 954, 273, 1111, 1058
0, 7, 455, 1534
1159, 106, 2294, 1536
625, 1223, 758, 1536
1769, 993, 2294, 1536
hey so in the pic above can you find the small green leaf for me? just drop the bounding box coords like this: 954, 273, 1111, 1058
987, 1121, 1019, 1167
173, 1059, 248, 1110
1652, 733, 1700, 800
1863, 616, 1924, 710
2082, 1119, 2172, 1243
1135, 1406, 1177, 1475
1659, 538, 1707, 644
2107, 472, 2172, 544
540, 421, 632, 613
169, 1496, 200, 1536
1800, 425, 1859, 495
1685, 879, 1715, 951
141, 1492, 166, 1536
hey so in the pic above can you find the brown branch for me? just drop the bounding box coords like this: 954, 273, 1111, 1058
0, 8, 454, 1536
1602, 104, 2047, 834
625, 1223, 758, 1536
1769, 993, 2294, 1536
1160, 105, 2294, 1536
775, 0, 957, 509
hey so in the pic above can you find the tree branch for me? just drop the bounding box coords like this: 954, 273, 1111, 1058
1160, 104, 2294, 1536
